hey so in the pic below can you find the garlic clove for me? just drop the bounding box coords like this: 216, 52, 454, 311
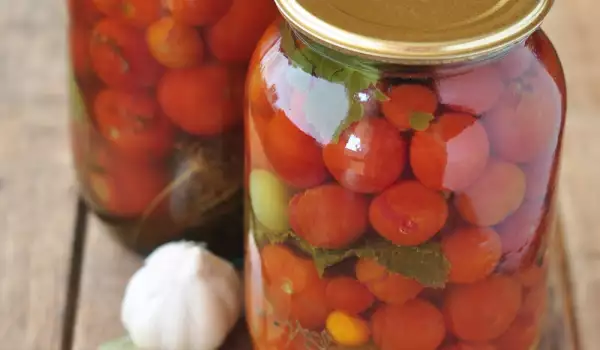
121, 241, 243, 350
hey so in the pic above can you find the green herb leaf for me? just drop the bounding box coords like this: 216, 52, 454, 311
312, 55, 327, 77
331, 101, 363, 143
329, 69, 351, 83
373, 88, 390, 102
287, 233, 450, 287
283, 319, 333, 350
290, 50, 315, 74
312, 249, 355, 277
536, 253, 545, 267
347, 71, 372, 93
280, 21, 317, 76
278, 23, 382, 143
280, 21, 297, 58
409, 111, 435, 131
269, 305, 377, 350
282, 234, 354, 276
70, 77, 88, 123
534, 228, 550, 267
315, 58, 344, 81
250, 213, 293, 246
331, 343, 379, 350
303, 245, 356, 277
98, 336, 136, 350
354, 239, 450, 288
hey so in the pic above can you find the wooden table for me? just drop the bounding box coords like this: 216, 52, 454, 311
1, 0, 599, 349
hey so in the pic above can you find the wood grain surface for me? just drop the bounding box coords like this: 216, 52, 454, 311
543, 1, 600, 349
0, 0, 76, 349
0, 0, 599, 348
71, 218, 142, 350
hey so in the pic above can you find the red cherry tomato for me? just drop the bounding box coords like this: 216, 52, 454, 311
410, 112, 489, 191
146, 17, 204, 69
90, 19, 163, 89
381, 84, 438, 131
86, 147, 168, 217
289, 184, 369, 249
454, 159, 526, 226
70, 25, 93, 79
443, 275, 522, 342
94, 0, 163, 28
493, 315, 539, 350
121, 0, 164, 28
93, 0, 120, 16
356, 259, 423, 306
325, 277, 375, 315
157, 63, 244, 135
247, 21, 293, 120
370, 181, 449, 246
323, 118, 407, 194
93, 89, 175, 159
495, 200, 545, 273
71, 0, 102, 25
372, 300, 446, 350
205, 0, 279, 63
441, 227, 502, 284
482, 74, 561, 164
436, 65, 504, 115
168, 0, 233, 26
496, 43, 535, 80
440, 342, 496, 350
263, 110, 327, 188
522, 152, 556, 201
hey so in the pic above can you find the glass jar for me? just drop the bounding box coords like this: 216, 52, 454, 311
67, 0, 279, 256
244, 0, 566, 348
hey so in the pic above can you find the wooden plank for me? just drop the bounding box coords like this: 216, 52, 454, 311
0, 0, 80, 349
540, 219, 580, 350
71, 217, 143, 350
543, 1, 600, 349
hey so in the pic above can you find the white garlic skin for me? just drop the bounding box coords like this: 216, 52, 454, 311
121, 241, 243, 350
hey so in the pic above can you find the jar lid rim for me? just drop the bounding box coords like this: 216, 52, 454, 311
274, 0, 553, 65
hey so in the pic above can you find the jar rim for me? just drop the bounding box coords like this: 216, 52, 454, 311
274, 0, 553, 65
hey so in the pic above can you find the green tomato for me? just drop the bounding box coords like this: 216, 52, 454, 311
249, 169, 291, 232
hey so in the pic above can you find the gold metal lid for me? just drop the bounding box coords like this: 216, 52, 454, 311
275, 0, 553, 64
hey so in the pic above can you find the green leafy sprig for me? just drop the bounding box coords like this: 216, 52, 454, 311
70, 76, 89, 123
98, 336, 136, 350
280, 23, 389, 142
296, 236, 450, 288
251, 217, 450, 288
409, 111, 435, 131
264, 301, 378, 350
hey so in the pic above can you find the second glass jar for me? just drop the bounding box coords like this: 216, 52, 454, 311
67, 0, 279, 255
244, 21, 566, 350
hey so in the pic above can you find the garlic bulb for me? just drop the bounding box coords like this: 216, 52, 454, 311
121, 241, 243, 350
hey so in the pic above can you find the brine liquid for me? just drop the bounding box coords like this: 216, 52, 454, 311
245, 22, 566, 350
67, 0, 278, 255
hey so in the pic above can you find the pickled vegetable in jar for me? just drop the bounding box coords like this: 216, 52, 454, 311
244, 0, 565, 348
67, 0, 279, 256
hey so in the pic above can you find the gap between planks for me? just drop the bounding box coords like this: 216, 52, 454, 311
61, 199, 89, 350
